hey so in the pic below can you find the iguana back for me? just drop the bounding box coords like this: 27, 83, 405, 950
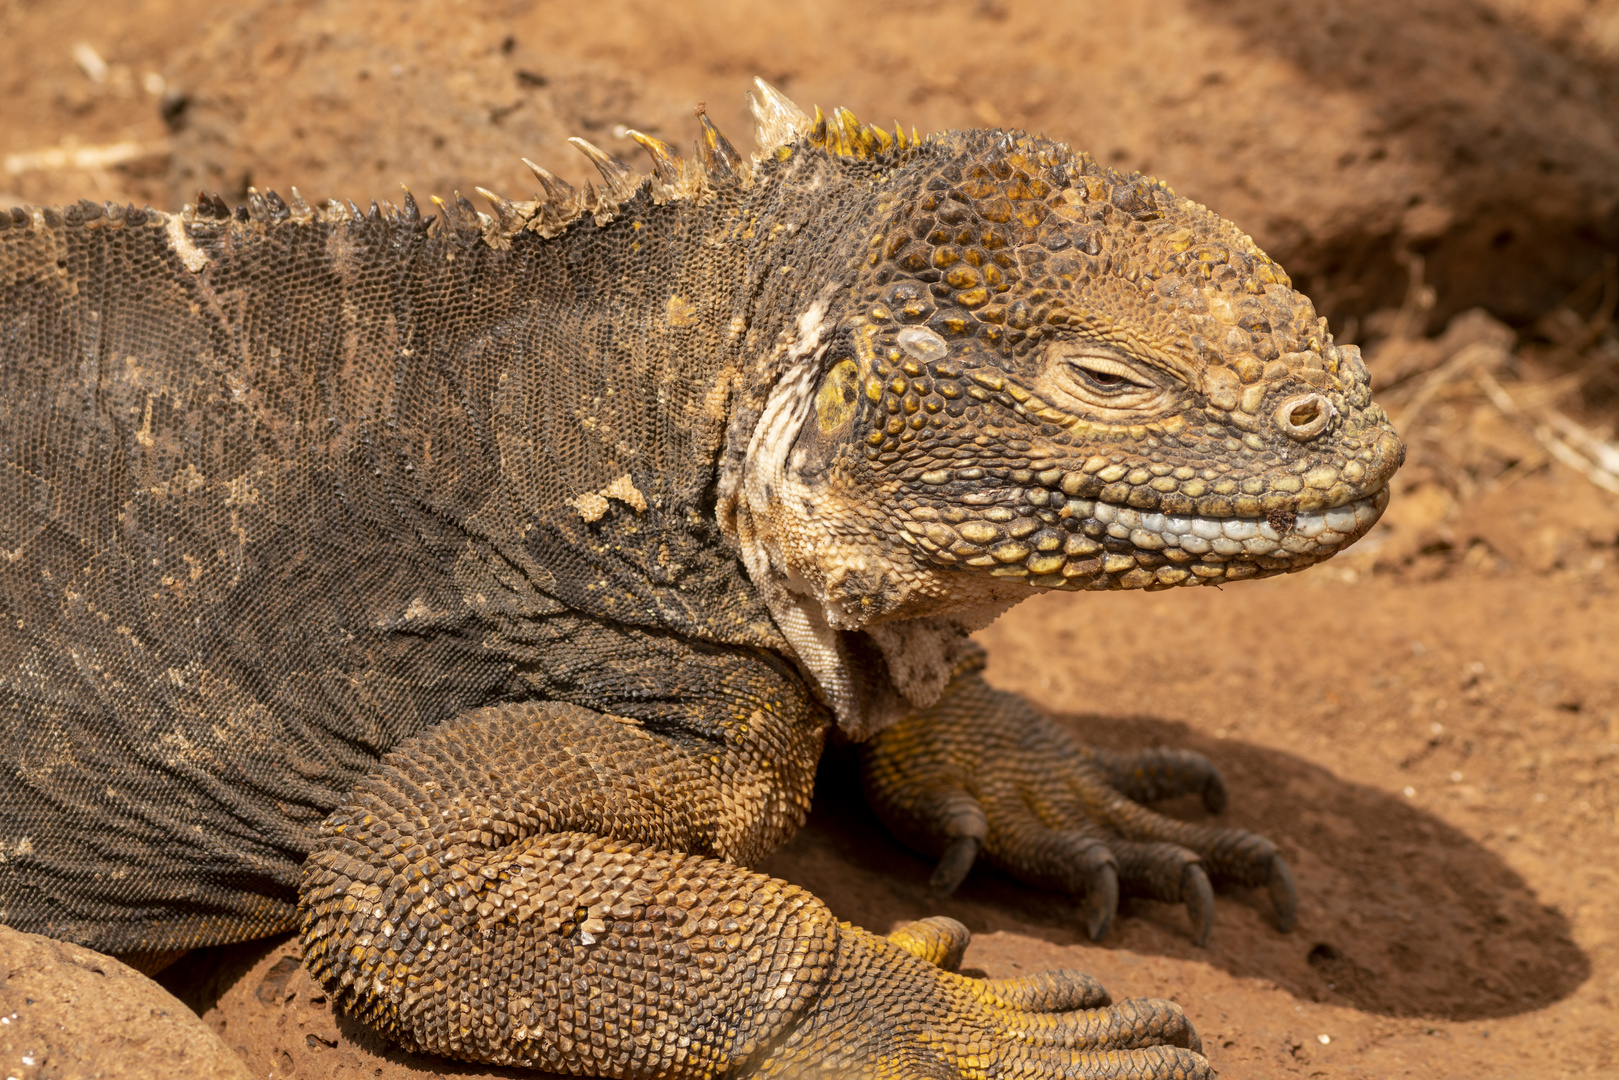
0, 160, 813, 951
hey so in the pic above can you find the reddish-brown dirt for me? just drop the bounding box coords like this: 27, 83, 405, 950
3, 1, 1617, 1077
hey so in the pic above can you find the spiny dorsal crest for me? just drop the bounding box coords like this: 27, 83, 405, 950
746, 77, 921, 161
340, 79, 923, 243
1, 79, 932, 252
462, 76, 853, 245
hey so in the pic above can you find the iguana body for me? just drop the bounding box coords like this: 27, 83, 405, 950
0, 83, 1402, 1077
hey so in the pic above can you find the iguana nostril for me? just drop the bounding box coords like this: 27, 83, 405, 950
1276, 393, 1331, 441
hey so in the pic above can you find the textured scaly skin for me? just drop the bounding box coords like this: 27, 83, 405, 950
0, 82, 1401, 1077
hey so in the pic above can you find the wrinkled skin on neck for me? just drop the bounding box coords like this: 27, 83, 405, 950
722, 128, 1402, 734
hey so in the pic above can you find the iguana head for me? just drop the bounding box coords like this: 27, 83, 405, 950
720, 82, 1403, 732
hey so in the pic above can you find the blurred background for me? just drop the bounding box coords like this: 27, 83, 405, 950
3, 3, 1617, 1077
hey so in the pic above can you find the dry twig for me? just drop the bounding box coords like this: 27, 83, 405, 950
1472, 367, 1619, 496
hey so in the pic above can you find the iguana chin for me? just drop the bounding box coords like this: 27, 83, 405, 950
0, 78, 1401, 1078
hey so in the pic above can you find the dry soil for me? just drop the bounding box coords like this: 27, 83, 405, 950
2, 1, 1617, 1077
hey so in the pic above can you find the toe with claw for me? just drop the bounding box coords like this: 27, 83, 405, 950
759, 917, 1211, 1079
862, 664, 1297, 943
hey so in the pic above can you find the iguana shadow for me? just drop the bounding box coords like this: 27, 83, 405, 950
759, 713, 1590, 1022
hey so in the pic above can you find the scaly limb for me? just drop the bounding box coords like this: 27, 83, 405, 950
757, 915, 1208, 1079
861, 662, 1295, 946
301, 696, 1213, 1077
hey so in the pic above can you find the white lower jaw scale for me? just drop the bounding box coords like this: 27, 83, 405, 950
1127, 487, 1389, 560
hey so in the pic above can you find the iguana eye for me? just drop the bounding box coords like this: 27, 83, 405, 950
1068, 356, 1152, 394
1039, 345, 1168, 414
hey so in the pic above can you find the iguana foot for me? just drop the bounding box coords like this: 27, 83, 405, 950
862, 670, 1295, 946
759, 915, 1209, 1078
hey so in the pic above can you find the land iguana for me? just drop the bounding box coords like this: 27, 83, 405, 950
0, 80, 1403, 1078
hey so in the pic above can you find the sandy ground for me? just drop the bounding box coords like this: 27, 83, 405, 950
3, 0, 1618, 1076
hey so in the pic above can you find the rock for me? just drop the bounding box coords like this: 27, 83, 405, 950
0, 924, 251, 1080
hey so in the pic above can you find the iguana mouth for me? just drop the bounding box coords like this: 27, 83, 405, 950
899, 483, 1392, 591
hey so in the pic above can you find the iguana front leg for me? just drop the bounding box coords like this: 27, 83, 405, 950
861, 657, 1296, 946
299, 678, 1211, 1075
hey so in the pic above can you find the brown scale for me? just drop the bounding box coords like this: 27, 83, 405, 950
0, 79, 1410, 1079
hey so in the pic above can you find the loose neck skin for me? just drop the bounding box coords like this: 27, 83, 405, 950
715, 145, 1022, 738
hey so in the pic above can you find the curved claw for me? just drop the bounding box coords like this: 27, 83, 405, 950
1181, 862, 1215, 947
860, 671, 1299, 961
1268, 854, 1298, 932
1081, 861, 1119, 941
928, 834, 981, 896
